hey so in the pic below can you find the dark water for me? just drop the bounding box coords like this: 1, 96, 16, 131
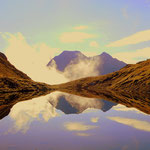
0, 92, 150, 150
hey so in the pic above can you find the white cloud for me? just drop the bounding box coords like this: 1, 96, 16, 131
89, 41, 99, 48
107, 29, 150, 47
64, 56, 100, 80
2, 32, 68, 84
112, 47, 150, 63
74, 25, 89, 30
108, 117, 150, 132
60, 32, 96, 43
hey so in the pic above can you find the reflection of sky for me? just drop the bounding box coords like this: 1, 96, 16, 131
0, 92, 150, 150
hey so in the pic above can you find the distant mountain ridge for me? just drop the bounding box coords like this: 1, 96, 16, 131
47, 51, 126, 76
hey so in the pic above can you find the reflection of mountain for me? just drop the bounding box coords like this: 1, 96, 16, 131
49, 93, 116, 114
47, 51, 126, 76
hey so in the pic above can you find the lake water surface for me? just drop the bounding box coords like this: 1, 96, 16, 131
0, 91, 150, 150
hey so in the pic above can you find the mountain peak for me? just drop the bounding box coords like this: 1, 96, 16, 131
60, 50, 82, 55
47, 50, 86, 71
100, 52, 112, 58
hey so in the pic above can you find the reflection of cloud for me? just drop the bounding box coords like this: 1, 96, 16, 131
76, 133, 90, 136
2, 32, 68, 84
64, 122, 98, 131
74, 25, 88, 30
89, 41, 99, 48
60, 32, 96, 43
91, 117, 99, 123
108, 117, 150, 132
113, 104, 148, 115
8, 94, 59, 133
112, 47, 150, 63
107, 29, 150, 47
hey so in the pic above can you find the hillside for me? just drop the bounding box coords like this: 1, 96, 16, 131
0, 52, 52, 93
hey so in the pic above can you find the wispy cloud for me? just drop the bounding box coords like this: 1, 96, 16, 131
89, 41, 99, 48
74, 25, 89, 30
64, 56, 100, 80
108, 117, 150, 132
112, 47, 150, 63
64, 122, 98, 131
107, 29, 150, 47
60, 32, 96, 43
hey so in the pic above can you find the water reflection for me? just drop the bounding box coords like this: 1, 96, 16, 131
8, 94, 59, 133
0, 91, 150, 150
108, 117, 150, 132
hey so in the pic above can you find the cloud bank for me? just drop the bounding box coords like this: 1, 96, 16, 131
2, 32, 68, 84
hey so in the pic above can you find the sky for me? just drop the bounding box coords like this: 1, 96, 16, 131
0, 0, 150, 64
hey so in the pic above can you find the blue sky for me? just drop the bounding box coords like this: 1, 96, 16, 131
0, 0, 150, 63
